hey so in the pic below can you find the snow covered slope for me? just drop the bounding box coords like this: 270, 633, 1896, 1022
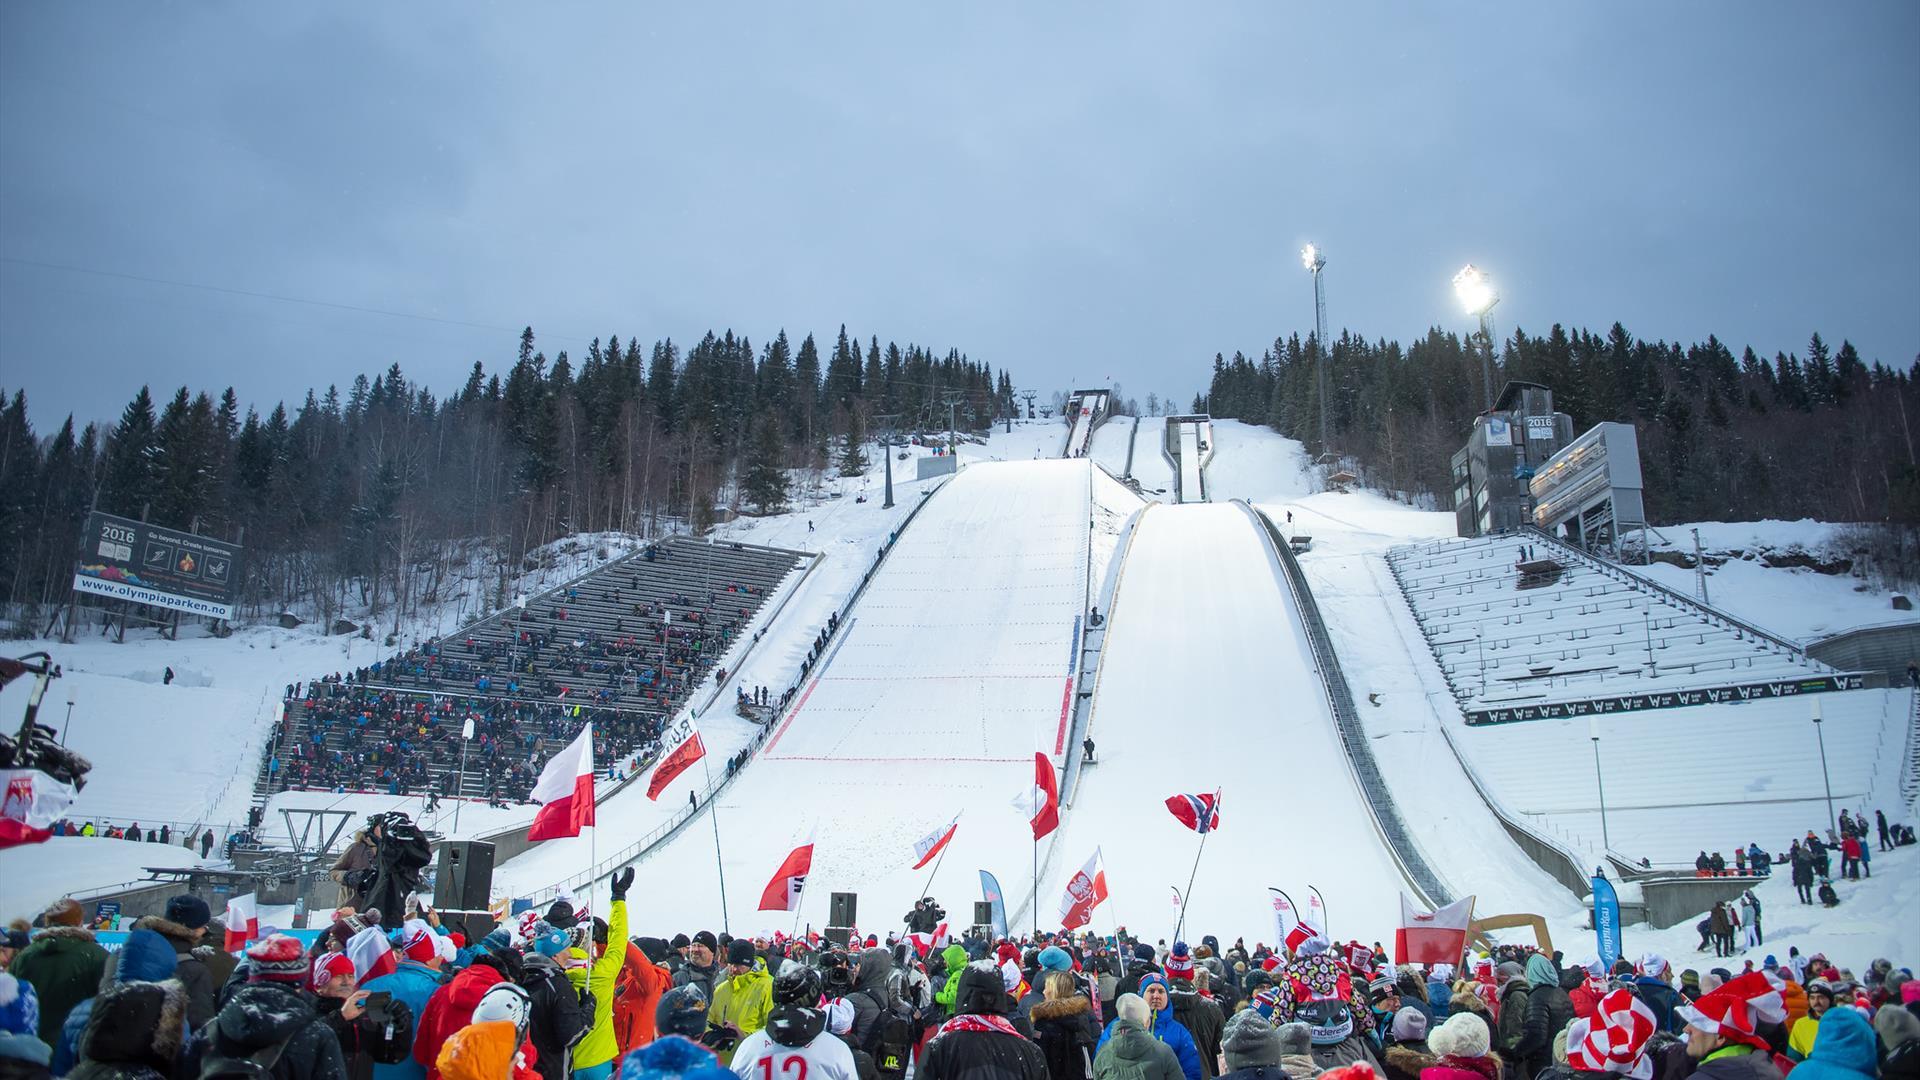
1176, 422, 1206, 502
1060, 502, 1415, 941
561, 460, 1093, 934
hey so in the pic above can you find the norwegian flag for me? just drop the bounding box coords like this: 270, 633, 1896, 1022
224, 893, 260, 952
1164, 791, 1221, 834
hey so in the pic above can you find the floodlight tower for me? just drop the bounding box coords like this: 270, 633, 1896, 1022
1452, 263, 1500, 410
1302, 244, 1329, 455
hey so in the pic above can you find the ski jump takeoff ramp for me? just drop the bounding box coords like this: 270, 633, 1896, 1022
1056, 502, 1415, 941
622, 460, 1093, 934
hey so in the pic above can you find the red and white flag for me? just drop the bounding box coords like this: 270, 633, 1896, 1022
911, 815, 960, 869
1165, 791, 1221, 834
906, 923, 951, 958
646, 716, 706, 801
527, 722, 596, 841
0, 768, 79, 849
1058, 847, 1109, 930
224, 893, 260, 952
345, 925, 398, 985
1394, 893, 1476, 966
1010, 753, 1059, 840
758, 836, 815, 911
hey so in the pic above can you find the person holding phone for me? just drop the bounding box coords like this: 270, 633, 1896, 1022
316, 950, 418, 1080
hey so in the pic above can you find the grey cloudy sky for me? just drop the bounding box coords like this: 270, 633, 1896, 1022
3, 2, 1916, 430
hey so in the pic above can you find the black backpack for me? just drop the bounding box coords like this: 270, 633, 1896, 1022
858, 990, 914, 1078
199, 1030, 295, 1080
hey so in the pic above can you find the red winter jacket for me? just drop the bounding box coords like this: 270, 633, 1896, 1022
416, 963, 508, 1079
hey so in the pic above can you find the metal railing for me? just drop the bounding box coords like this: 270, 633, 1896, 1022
515, 479, 953, 904
1241, 502, 1451, 907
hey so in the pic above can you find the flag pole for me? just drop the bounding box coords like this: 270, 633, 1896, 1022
697, 739, 731, 935
1172, 828, 1208, 943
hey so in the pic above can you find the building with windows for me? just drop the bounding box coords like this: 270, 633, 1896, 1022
1451, 382, 1574, 537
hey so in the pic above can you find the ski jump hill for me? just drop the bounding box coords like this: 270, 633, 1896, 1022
596, 457, 1439, 938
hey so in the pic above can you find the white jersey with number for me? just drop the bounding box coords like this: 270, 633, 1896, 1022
728, 1030, 860, 1080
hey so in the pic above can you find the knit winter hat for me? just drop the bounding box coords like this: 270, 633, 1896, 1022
824, 998, 855, 1036
247, 933, 312, 984
1166, 942, 1195, 980
1132, 942, 1156, 963
1679, 969, 1700, 989
655, 984, 711, 1039
0, 973, 40, 1038
164, 894, 211, 930
398, 920, 439, 963
41, 898, 84, 927
312, 951, 356, 991
692, 930, 718, 952
1274, 1021, 1313, 1057
1038, 946, 1074, 972
437, 1020, 519, 1080
1675, 971, 1787, 1052
616, 1034, 735, 1080
531, 924, 570, 958
1429, 1012, 1492, 1058
727, 939, 757, 966
1222, 1009, 1281, 1069
546, 900, 578, 930
1138, 973, 1170, 997
670, 933, 692, 951
329, 908, 381, 947
1566, 988, 1659, 1079
1391, 1006, 1430, 1042
1638, 953, 1669, 979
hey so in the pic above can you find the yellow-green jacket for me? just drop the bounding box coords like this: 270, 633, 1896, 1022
710, 962, 774, 1063
935, 943, 969, 1015
570, 898, 629, 1071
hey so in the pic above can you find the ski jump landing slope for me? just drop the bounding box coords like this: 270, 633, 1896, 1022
621, 460, 1092, 934
1057, 502, 1413, 942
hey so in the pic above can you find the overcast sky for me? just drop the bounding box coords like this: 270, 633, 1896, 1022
3, 2, 1916, 430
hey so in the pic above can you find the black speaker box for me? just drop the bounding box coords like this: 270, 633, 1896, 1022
829, 891, 857, 927
435, 840, 495, 941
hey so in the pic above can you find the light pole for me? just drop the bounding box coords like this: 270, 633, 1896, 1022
1453, 264, 1501, 411
1692, 528, 1710, 605
877, 413, 899, 510
453, 716, 474, 834
1812, 697, 1835, 833
60, 685, 76, 746
1302, 244, 1329, 456
1590, 717, 1612, 855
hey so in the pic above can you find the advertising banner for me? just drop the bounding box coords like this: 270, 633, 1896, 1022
1467, 673, 1868, 725
73, 512, 243, 619
1592, 873, 1622, 968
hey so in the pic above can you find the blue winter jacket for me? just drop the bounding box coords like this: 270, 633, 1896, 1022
1787, 1009, 1877, 1080
1100, 1007, 1204, 1080
362, 959, 448, 1080
53, 928, 178, 1076
1426, 979, 1452, 1021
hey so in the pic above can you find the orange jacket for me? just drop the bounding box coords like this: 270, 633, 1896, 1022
613, 943, 674, 1055
1780, 978, 1808, 1026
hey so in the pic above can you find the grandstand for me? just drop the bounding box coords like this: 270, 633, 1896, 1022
1385, 530, 1858, 723
252, 536, 805, 806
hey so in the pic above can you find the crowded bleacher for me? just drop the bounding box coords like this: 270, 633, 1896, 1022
254, 537, 802, 806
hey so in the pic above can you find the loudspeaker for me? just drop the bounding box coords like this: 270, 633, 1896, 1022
974, 901, 994, 927
435, 840, 495, 941
824, 926, 852, 948
829, 891, 858, 928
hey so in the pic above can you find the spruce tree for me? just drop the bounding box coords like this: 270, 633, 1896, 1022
100, 386, 159, 518
742, 411, 789, 513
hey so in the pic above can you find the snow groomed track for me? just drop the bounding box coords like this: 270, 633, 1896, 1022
1178, 423, 1205, 502
1057, 502, 1415, 941
619, 461, 1091, 933
1064, 391, 1107, 458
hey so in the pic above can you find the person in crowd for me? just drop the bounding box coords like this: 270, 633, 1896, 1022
1420, 1012, 1499, 1080
196, 934, 350, 1080
1099, 976, 1201, 1080
1492, 962, 1533, 1080
1674, 973, 1785, 1080
1629, 955, 1684, 1034
52, 928, 176, 1076
435, 1022, 522, 1080
569, 868, 634, 1080
416, 946, 517, 1080
1875, 1001, 1920, 1080
707, 939, 773, 1066
615, 938, 675, 1058
1519, 954, 1572, 1080
1093, 993, 1183, 1080
1786, 1007, 1878, 1080
0, 974, 52, 1080
1786, 979, 1835, 1061
110, 894, 218, 1029
1382, 1008, 1433, 1080
1217, 1009, 1290, 1080
10, 898, 107, 1046
729, 967, 859, 1080
1031, 971, 1101, 1080
922, 962, 1048, 1080
516, 924, 589, 1080
65, 975, 192, 1080
674, 935, 722, 1005
314, 950, 416, 1080
364, 922, 453, 1080
1164, 945, 1223, 1079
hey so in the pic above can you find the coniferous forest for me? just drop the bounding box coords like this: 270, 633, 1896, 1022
1204, 323, 1920, 529
0, 326, 1011, 631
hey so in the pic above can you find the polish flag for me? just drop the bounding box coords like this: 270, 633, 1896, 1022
345, 925, 399, 985
224, 893, 260, 952
911, 815, 960, 869
646, 716, 706, 801
0, 768, 79, 849
1394, 893, 1477, 966
1058, 847, 1109, 930
758, 836, 815, 911
1009, 753, 1059, 840
528, 723, 596, 841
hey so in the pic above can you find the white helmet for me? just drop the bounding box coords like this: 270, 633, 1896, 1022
473, 982, 532, 1041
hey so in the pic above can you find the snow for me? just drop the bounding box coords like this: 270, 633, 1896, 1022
1626, 554, 1918, 645
1202, 420, 1315, 505
499, 459, 1095, 932
1177, 423, 1205, 503
1064, 392, 1108, 458
1058, 501, 1422, 943
2, 837, 218, 915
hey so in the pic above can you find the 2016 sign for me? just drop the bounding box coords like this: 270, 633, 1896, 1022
73, 511, 244, 620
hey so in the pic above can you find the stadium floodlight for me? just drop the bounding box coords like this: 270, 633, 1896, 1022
1453, 263, 1501, 410
1452, 263, 1498, 316
1302, 244, 1329, 456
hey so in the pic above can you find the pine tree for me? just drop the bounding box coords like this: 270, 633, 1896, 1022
100, 386, 159, 518
742, 411, 789, 513
837, 408, 868, 477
